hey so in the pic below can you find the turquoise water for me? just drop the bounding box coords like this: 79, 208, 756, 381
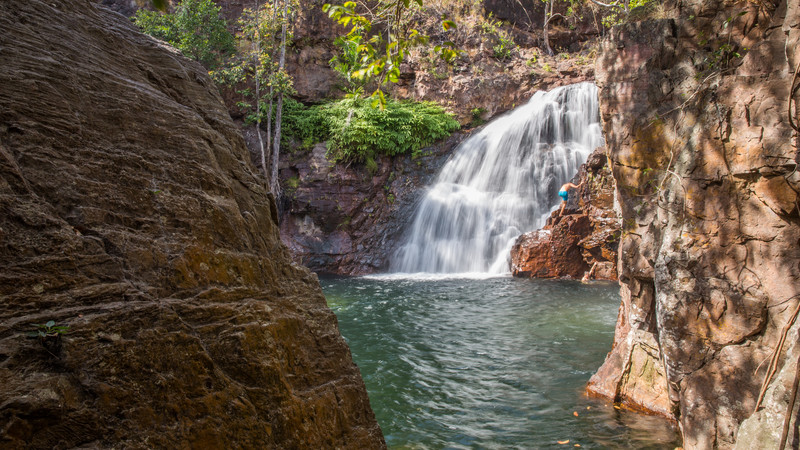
322, 275, 680, 449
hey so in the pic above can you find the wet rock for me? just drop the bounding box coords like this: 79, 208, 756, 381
0, 1, 384, 448
510, 146, 621, 280
588, 0, 800, 447
510, 216, 591, 278
279, 134, 469, 275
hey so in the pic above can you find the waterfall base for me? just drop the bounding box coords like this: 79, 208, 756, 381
510, 147, 620, 281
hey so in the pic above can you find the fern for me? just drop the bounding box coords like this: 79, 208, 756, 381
283, 98, 460, 164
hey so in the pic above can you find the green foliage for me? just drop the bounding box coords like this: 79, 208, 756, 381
27, 321, 70, 339
322, 0, 459, 106
470, 107, 486, 127
286, 175, 300, 190
213, 3, 295, 130
281, 98, 328, 148
283, 98, 460, 165
600, 0, 656, 28
697, 11, 748, 73
480, 16, 516, 60
133, 0, 235, 69
329, 34, 370, 98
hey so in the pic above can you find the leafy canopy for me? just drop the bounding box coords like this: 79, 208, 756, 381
133, 0, 235, 69
213, 3, 295, 124
322, 0, 458, 106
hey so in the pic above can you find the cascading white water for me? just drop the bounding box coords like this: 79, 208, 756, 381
391, 82, 604, 274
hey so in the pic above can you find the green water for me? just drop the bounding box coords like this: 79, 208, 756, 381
322, 275, 680, 449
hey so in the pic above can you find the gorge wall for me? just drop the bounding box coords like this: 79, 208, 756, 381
587, 0, 800, 448
277, 133, 467, 275
0, 1, 384, 447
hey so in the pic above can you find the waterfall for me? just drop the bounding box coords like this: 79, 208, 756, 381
391, 82, 603, 274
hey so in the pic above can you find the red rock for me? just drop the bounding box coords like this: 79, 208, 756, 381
511, 215, 592, 278
588, 1, 800, 448
511, 146, 621, 280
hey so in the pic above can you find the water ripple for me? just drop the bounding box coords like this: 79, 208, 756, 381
323, 276, 680, 449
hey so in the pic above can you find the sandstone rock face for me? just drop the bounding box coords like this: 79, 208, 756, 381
390, 49, 596, 126
510, 147, 620, 280
279, 133, 467, 275
588, 0, 800, 447
0, 1, 384, 448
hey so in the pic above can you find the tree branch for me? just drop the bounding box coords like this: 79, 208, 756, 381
544, 12, 567, 28
588, 0, 625, 11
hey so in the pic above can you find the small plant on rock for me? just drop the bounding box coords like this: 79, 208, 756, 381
27, 320, 69, 356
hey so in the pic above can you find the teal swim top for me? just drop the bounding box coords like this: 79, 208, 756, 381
558, 190, 568, 202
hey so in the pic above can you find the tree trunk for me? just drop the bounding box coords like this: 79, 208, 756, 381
270, 0, 287, 196
543, 0, 554, 56
254, 0, 267, 176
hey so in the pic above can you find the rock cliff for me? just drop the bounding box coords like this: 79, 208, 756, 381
0, 1, 384, 448
278, 133, 467, 275
587, 0, 800, 448
510, 147, 620, 280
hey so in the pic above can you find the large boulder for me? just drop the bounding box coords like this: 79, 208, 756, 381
0, 1, 384, 448
588, 0, 800, 447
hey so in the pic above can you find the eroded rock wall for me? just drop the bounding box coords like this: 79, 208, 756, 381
588, 0, 799, 447
278, 133, 467, 275
0, 1, 384, 447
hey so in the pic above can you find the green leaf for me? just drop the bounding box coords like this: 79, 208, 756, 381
442, 20, 456, 30
46, 320, 55, 328
151, 0, 168, 12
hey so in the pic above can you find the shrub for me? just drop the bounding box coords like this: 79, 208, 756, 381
282, 98, 460, 165
133, 0, 235, 70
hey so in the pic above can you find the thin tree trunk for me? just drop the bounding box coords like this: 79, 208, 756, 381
266, 90, 273, 178
254, 0, 268, 176
270, 0, 287, 196
543, 0, 554, 56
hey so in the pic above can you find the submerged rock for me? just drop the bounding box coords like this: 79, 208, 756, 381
0, 0, 384, 448
588, 0, 800, 447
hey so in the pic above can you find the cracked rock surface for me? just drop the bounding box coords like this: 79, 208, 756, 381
0, 0, 384, 448
587, 0, 800, 448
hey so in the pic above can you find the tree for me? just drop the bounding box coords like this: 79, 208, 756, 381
213, 0, 294, 195
322, 0, 457, 107
133, 0, 235, 70
271, 0, 290, 196
542, 0, 556, 56
589, 0, 656, 27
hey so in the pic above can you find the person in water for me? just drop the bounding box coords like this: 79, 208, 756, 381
558, 181, 583, 216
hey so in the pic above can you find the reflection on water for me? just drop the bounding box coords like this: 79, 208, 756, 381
322, 275, 680, 449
